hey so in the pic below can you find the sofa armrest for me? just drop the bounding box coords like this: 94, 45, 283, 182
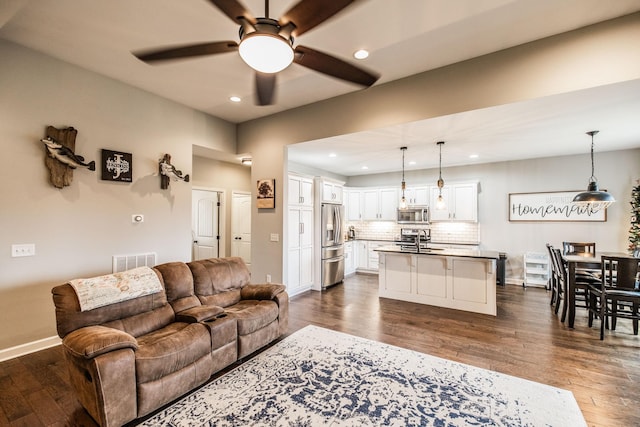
63, 325, 138, 359
175, 305, 224, 323
241, 283, 286, 301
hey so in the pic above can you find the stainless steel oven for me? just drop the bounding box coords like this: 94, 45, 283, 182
397, 206, 429, 224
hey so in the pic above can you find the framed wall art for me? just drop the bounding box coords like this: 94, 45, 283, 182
101, 149, 132, 182
509, 191, 607, 222
257, 179, 275, 209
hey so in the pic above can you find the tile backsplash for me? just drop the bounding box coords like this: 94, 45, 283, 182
347, 221, 479, 244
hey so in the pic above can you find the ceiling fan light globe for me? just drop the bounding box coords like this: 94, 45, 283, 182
239, 33, 294, 73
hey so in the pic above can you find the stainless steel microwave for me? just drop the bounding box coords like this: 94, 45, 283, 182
397, 206, 429, 224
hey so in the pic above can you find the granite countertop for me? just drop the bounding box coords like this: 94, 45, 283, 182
374, 245, 500, 260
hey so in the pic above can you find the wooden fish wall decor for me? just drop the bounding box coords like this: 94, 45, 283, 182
41, 126, 95, 189
159, 153, 189, 189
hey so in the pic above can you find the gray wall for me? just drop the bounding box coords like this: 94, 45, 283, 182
0, 40, 235, 351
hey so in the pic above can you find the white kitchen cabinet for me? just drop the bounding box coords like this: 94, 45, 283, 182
362, 188, 398, 221
319, 178, 343, 204
429, 182, 478, 222
288, 174, 313, 207
346, 189, 362, 221
402, 186, 430, 206
344, 241, 356, 276
356, 240, 368, 269
287, 201, 314, 296
367, 241, 387, 271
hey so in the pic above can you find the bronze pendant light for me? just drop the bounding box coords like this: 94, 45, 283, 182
399, 146, 407, 209
572, 130, 615, 210
436, 141, 446, 210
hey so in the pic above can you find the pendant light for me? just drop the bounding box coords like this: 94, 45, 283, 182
436, 141, 446, 210
572, 130, 615, 210
399, 147, 408, 209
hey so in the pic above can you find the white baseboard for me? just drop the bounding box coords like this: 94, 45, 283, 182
0, 336, 61, 362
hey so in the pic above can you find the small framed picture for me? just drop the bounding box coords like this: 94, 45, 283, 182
101, 149, 132, 182
257, 179, 275, 209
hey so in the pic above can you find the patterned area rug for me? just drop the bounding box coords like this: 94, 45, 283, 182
139, 325, 586, 426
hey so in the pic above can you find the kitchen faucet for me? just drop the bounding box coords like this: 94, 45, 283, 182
414, 229, 429, 253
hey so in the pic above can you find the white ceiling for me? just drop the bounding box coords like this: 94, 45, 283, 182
2, 0, 640, 175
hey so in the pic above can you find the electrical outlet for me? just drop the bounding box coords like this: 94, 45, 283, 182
12, 243, 35, 257
266, 274, 271, 283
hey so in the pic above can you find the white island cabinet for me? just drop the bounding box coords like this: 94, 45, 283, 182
377, 248, 498, 316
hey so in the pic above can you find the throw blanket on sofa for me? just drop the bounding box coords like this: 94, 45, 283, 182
69, 266, 163, 311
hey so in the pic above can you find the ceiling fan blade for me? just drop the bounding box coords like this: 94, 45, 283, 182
255, 72, 276, 106
294, 45, 379, 87
280, 0, 358, 37
206, 0, 255, 25
134, 41, 238, 63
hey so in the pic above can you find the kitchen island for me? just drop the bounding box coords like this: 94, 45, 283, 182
375, 245, 500, 316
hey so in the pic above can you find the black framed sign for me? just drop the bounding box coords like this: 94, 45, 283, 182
101, 149, 132, 182
508, 191, 607, 222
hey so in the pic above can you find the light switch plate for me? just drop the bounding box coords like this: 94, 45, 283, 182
270, 233, 279, 242
12, 243, 35, 257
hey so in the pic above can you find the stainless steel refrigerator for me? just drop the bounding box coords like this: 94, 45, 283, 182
320, 203, 344, 289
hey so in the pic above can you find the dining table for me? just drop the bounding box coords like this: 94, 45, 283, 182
564, 251, 633, 328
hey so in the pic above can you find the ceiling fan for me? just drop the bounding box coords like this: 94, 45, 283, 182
133, 0, 380, 106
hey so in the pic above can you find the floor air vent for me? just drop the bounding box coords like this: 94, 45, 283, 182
112, 252, 157, 273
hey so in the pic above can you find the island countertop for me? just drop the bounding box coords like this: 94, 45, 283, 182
374, 245, 500, 260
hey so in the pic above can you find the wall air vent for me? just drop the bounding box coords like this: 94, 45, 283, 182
112, 252, 157, 273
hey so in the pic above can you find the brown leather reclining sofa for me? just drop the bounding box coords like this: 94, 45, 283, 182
51, 257, 289, 427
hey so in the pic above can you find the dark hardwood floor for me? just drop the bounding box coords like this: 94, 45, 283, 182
1, 274, 639, 426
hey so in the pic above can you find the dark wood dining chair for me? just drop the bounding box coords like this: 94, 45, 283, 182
587, 256, 640, 340
562, 241, 596, 257
546, 244, 562, 313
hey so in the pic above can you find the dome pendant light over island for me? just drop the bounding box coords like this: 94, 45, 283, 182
572, 130, 615, 210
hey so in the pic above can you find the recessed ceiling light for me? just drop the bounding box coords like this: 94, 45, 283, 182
229, 96, 241, 103
353, 49, 369, 60
469, 154, 479, 159
409, 161, 416, 165
361, 165, 369, 170
329, 153, 337, 158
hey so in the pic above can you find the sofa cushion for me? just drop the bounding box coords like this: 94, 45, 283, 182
188, 258, 251, 307
135, 322, 211, 384
224, 300, 279, 336
52, 283, 169, 338
154, 262, 201, 313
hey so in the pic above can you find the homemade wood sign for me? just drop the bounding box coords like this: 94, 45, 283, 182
509, 191, 606, 222
41, 126, 95, 189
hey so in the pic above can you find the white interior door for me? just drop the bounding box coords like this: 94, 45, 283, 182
192, 189, 221, 261
231, 192, 252, 265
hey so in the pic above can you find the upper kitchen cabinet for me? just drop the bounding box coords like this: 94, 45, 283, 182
288, 174, 313, 207
362, 187, 398, 221
402, 186, 430, 206
345, 189, 362, 221
429, 182, 478, 222
317, 177, 344, 204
